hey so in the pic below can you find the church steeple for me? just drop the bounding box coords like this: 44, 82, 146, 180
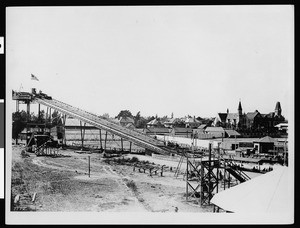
238, 99, 242, 116
275, 101, 282, 116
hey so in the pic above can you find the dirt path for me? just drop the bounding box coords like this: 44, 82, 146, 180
10, 146, 212, 212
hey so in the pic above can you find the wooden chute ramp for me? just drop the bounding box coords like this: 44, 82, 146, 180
33, 95, 176, 155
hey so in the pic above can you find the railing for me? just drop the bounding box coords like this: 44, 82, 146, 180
34, 97, 175, 155
219, 156, 251, 182
50, 98, 160, 145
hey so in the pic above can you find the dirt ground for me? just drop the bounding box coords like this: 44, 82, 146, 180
10, 145, 214, 213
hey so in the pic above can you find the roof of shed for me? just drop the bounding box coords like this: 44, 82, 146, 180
205, 127, 225, 132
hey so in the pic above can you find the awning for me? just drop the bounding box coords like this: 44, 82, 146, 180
211, 166, 292, 213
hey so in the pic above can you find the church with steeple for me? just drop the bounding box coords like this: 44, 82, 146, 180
225, 100, 246, 129
214, 100, 246, 129
213, 100, 285, 131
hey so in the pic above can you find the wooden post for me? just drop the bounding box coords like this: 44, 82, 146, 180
46, 107, 49, 123
200, 161, 204, 205
32, 192, 37, 202
80, 121, 84, 150
16, 100, 19, 112
26, 101, 30, 134
121, 138, 124, 151
186, 157, 188, 201
208, 143, 212, 204
224, 168, 226, 190
104, 131, 108, 152
62, 114, 67, 146
99, 129, 102, 150
88, 156, 90, 177
216, 163, 219, 194
38, 104, 41, 119
26, 102, 30, 117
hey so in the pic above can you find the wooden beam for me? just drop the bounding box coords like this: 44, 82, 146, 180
99, 129, 102, 150
80, 121, 86, 150
104, 131, 108, 151
186, 156, 188, 201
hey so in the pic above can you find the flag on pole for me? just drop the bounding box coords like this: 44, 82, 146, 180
31, 74, 39, 81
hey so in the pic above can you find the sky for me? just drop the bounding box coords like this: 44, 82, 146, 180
6, 6, 294, 119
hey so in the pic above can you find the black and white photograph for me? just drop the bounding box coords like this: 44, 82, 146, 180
5, 5, 294, 224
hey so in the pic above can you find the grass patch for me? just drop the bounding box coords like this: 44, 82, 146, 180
111, 156, 139, 164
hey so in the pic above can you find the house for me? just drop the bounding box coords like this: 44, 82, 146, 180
184, 116, 201, 128
146, 118, 162, 128
213, 113, 228, 127
245, 110, 263, 129
163, 118, 182, 128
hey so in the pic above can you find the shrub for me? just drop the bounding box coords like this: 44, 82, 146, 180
126, 180, 137, 192
130, 157, 139, 163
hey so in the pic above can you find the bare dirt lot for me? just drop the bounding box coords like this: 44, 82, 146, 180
10, 145, 214, 213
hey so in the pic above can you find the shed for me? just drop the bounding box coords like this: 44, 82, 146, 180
170, 127, 193, 137
253, 136, 276, 154
224, 129, 241, 138
143, 127, 170, 135
204, 127, 225, 138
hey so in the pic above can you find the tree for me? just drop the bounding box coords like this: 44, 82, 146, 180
38, 110, 46, 122
102, 113, 110, 119
134, 111, 141, 126
160, 115, 169, 123
51, 110, 62, 126
116, 110, 133, 119
30, 112, 38, 122
196, 116, 203, 122
135, 117, 148, 128
12, 111, 27, 144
